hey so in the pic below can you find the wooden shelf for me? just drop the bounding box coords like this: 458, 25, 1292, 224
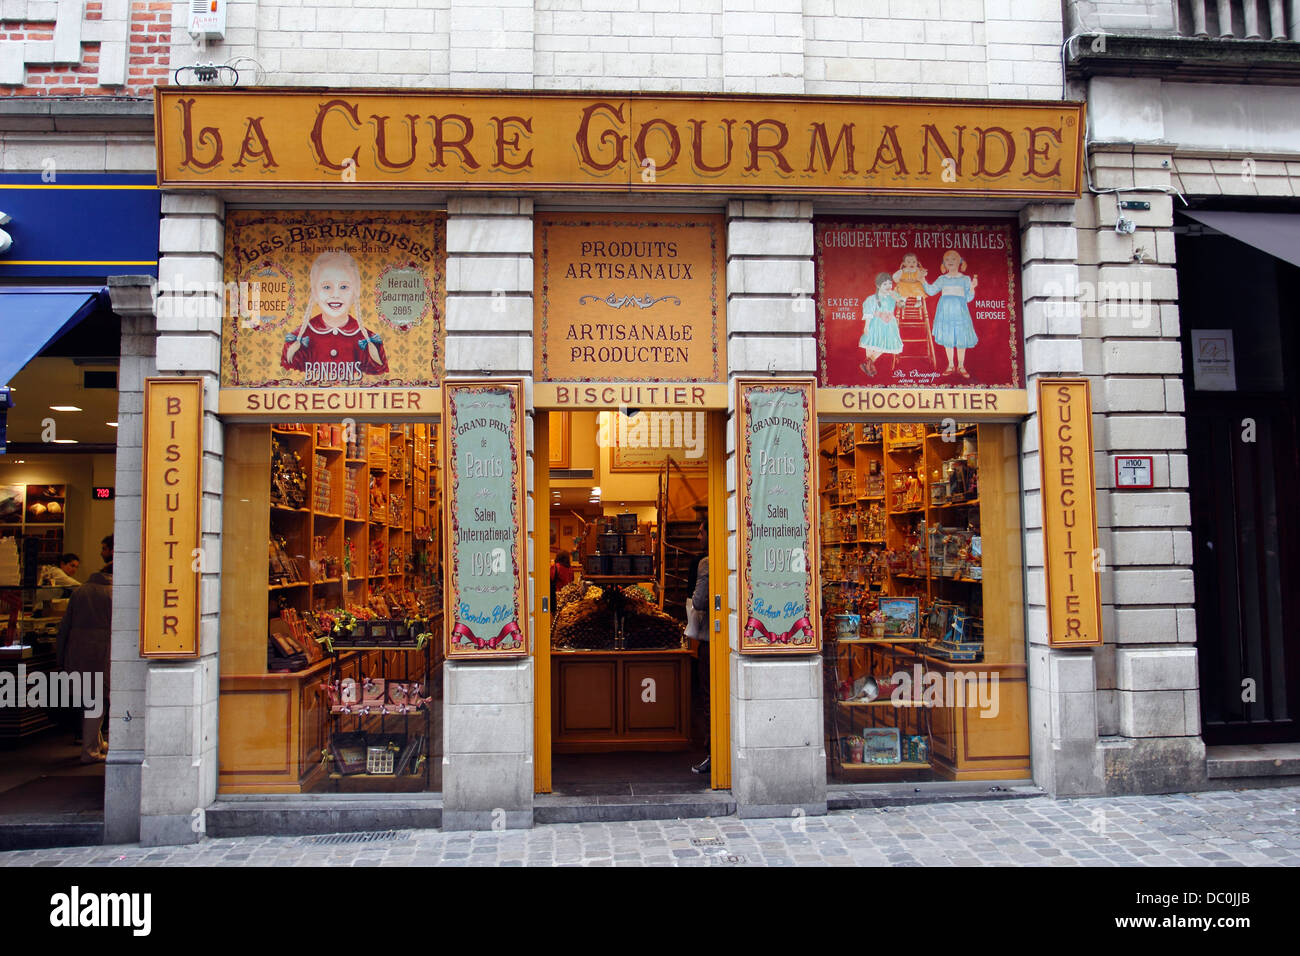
836, 636, 929, 644
839, 761, 931, 770
269, 581, 308, 591
271, 503, 310, 515
837, 699, 926, 708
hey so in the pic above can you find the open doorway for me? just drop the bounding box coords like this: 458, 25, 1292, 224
537, 408, 727, 797
0, 344, 120, 845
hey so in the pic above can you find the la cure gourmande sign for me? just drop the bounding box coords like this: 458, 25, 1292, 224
156, 89, 1083, 198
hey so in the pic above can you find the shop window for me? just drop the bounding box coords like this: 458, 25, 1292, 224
219, 421, 443, 793
819, 421, 1028, 782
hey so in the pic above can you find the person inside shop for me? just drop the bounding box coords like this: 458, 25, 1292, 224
688, 522, 710, 775
550, 551, 574, 610
99, 534, 113, 574
38, 552, 81, 588
57, 563, 112, 763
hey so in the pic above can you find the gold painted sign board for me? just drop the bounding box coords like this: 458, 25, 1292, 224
817, 387, 1028, 419
535, 212, 725, 387
219, 208, 445, 416
156, 89, 1084, 198
140, 378, 204, 658
1037, 378, 1103, 648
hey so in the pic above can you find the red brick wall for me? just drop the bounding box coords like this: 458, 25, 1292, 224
2, 1, 171, 95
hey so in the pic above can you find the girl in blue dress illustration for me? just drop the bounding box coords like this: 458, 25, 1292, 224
858, 272, 902, 378
923, 249, 979, 379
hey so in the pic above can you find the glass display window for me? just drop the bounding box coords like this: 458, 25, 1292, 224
819, 421, 1027, 782
219, 420, 444, 793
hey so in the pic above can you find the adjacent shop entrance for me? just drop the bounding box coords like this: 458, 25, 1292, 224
534, 409, 730, 794
1178, 220, 1300, 745
0, 319, 120, 839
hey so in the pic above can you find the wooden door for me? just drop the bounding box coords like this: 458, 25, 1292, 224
1181, 232, 1300, 744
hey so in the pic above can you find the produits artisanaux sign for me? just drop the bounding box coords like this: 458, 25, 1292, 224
220, 209, 444, 411
535, 212, 725, 390
141, 378, 203, 658
443, 380, 529, 659
156, 90, 1083, 198
736, 379, 820, 654
1037, 378, 1103, 648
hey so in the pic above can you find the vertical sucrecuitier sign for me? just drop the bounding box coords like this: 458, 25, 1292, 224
443, 379, 529, 660
1037, 378, 1103, 648
140, 378, 204, 658
736, 378, 820, 654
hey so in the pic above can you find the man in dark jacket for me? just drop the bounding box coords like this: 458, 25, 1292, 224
57, 569, 112, 763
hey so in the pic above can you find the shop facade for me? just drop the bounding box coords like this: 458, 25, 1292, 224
1069, 3, 1300, 783
94, 80, 1218, 847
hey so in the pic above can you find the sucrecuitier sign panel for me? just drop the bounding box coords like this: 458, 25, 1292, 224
155, 89, 1084, 198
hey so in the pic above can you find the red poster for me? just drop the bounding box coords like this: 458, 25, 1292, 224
815, 219, 1023, 390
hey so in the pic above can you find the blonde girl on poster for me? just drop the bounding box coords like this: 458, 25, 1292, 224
891, 252, 927, 304
922, 249, 979, 379
282, 250, 390, 384
858, 272, 903, 378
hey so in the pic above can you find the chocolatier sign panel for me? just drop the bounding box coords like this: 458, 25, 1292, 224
535, 212, 725, 391
816, 218, 1023, 388
736, 379, 820, 655
443, 380, 529, 660
156, 90, 1083, 198
219, 208, 444, 416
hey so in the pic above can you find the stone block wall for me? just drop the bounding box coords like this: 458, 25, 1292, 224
1074, 143, 1204, 794
441, 196, 536, 829
0, 0, 171, 92
724, 198, 826, 816
163, 0, 1063, 99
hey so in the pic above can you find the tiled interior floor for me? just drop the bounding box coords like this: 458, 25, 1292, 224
550, 750, 712, 796
0, 729, 104, 822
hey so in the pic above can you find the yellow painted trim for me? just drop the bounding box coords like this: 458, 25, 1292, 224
0, 184, 158, 190
535, 382, 728, 410
817, 387, 1029, 419
534, 411, 553, 793
708, 409, 731, 790
0, 259, 158, 266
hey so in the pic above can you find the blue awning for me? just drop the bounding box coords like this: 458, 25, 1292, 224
0, 287, 107, 386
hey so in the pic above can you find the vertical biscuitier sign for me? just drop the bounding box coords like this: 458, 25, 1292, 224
220, 209, 444, 410
737, 379, 820, 654
443, 380, 529, 660
140, 378, 203, 658
1037, 378, 1103, 648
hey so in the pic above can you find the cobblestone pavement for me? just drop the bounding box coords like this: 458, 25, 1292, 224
2, 787, 1297, 866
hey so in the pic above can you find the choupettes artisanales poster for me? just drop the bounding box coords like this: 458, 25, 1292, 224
221, 209, 445, 388
815, 219, 1022, 390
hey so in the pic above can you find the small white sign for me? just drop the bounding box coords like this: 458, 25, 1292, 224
1114, 455, 1154, 489
1190, 328, 1236, 391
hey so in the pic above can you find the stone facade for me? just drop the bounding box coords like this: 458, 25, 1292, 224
166, 0, 1063, 99
2, 0, 1262, 844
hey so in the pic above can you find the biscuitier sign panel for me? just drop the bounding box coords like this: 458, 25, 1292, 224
535, 212, 725, 393
219, 209, 445, 413
815, 219, 1024, 409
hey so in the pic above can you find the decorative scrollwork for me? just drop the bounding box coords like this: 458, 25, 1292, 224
578, 292, 682, 309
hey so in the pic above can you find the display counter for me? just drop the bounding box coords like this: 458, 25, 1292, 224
551, 643, 694, 753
